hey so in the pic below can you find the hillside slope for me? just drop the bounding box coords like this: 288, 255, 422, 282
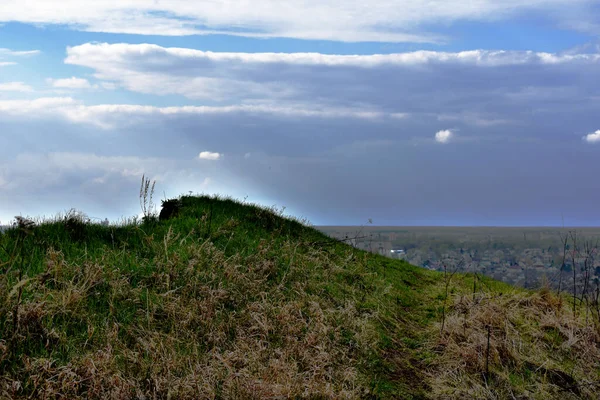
0, 195, 598, 399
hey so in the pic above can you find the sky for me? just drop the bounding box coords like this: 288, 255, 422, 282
1, 1, 600, 226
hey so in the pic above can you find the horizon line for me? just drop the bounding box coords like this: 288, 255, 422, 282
316, 225, 600, 229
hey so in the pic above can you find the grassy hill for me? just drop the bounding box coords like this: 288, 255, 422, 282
0, 195, 599, 399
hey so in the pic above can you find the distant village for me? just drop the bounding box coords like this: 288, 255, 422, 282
320, 227, 600, 291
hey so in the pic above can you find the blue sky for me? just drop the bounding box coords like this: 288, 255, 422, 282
1, 1, 600, 226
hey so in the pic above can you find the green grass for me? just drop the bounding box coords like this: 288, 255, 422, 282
0, 195, 599, 399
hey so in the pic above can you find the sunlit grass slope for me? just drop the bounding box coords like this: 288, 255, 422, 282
0, 195, 598, 399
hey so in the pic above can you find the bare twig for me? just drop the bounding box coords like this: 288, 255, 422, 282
441, 260, 463, 334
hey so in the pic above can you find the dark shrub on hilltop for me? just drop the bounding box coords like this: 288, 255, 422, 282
159, 198, 182, 221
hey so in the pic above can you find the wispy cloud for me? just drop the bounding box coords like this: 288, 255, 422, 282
0, 48, 40, 57
437, 112, 513, 127
0, 82, 34, 92
0, 97, 78, 114
583, 130, 600, 143
198, 151, 222, 161
0, 48, 39, 70
0, 97, 398, 128
0, 151, 201, 200
47, 77, 96, 89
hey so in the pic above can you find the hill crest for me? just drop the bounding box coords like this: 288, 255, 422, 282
0, 195, 597, 398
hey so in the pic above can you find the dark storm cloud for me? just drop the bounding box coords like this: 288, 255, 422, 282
63, 44, 600, 141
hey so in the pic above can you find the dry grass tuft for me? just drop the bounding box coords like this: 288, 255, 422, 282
427, 288, 600, 399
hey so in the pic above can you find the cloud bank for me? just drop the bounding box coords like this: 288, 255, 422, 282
60, 43, 600, 132
0, 1, 596, 42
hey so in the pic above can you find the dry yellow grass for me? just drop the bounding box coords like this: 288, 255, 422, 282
0, 232, 381, 399
427, 286, 600, 399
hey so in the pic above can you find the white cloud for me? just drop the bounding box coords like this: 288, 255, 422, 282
199, 151, 222, 161
435, 129, 454, 143
100, 82, 118, 90
331, 139, 397, 156
47, 77, 96, 89
583, 130, 600, 143
0, 0, 594, 42
0, 48, 40, 57
437, 112, 513, 127
0, 82, 34, 92
0, 62, 16, 67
